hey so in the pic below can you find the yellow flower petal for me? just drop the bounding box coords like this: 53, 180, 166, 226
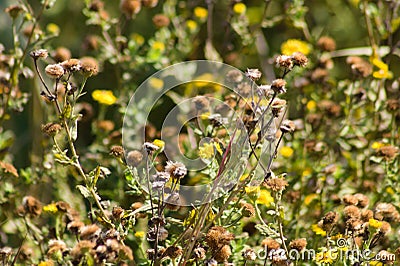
92, 90, 117, 105
233, 3, 246, 14
281, 39, 311, 56
194, 7, 208, 19
280, 146, 294, 158
311, 224, 327, 236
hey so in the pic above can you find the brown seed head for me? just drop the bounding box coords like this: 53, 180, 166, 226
79, 57, 98, 76
67, 220, 84, 235
112, 206, 124, 220
275, 55, 293, 70
354, 193, 369, 208
5, 5, 24, 18
193, 247, 206, 261
45, 64, 64, 79
152, 14, 170, 28
163, 246, 183, 259
242, 248, 257, 261
53, 47, 71, 62
342, 195, 358, 206
226, 69, 243, 83
80, 224, 101, 240
165, 161, 187, 179
120, 0, 141, 18
70, 240, 96, 261
30, 49, 48, 60
240, 202, 255, 217
261, 238, 280, 250
22, 196, 42, 217
245, 68, 262, 81
386, 99, 400, 112
271, 79, 287, 94
271, 98, 287, 117
311, 68, 329, 82
361, 209, 374, 222
89, 0, 104, 11
193, 96, 209, 110
61, 59, 81, 72
142, 0, 158, 7
96, 120, 114, 131
377, 145, 399, 161
291, 52, 308, 67
317, 36, 336, 52
280, 119, 295, 133
214, 245, 231, 262
205, 226, 234, 250
47, 239, 67, 255
110, 145, 124, 157
289, 238, 307, 252
55, 201, 71, 212
343, 205, 361, 220
264, 177, 288, 192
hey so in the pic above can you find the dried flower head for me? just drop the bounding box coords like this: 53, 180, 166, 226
214, 245, 231, 262
361, 209, 374, 222
126, 150, 143, 166
165, 161, 187, 179
291, 52, 308, 67
112, 206, 124, 220
45, 64, 64, 79
242, 248, 257, 261
342, 194, 358, 206
5, 5, 24, 18
226, 69, 243, 83
271, 79, 287, 94
53, 47, 71, 62
41, 122, 62, 136
61, 59, 81, 72
143, 142, 160, 153
245, 68, 262, 81
47, 239, 67, 255
193, 247, 206, 261
346, 56, 372, 77
205, 226, 234, 250
22, 196, 42, 217
240, 201, 255, 217
343, 205, 361, 220
261, 237, 280, 250
120, 0, 141, 18
264, 177, 288, 192
80, 224, 101, 240
317, 36, 336, 52
320, 211, 339, 231
386, 99, 399, 112
280, 120, 295, 133
271, 98, 287, 117
80, 57, 98, 76
376, 145, 399, 161
152, 14, 170, 28
30, 49, 48, 60
354, 193, 369, 208
275, 55, 293, 70
289, 238, 307, 252
162, 246, 183, 259
193, 96, 209, 110
70, 240, 96, 261
311, 68, 329, 82
374, 202, 400, 222
110, 145, 124, 157
97, 120, 114, 131
67, 220, 84, 235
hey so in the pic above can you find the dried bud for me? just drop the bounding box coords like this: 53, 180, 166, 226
291, 52, 308, 67
271, 79, 287, 94
245, 68, 262, 81
45, 64, 64, 79
79, 57, 98, 77
30, 49, 48, 60
120, 0, 141, 18
152, 14, 170, 28
41, 122, 62, 136
289, 238, 307, 252
317, 36, 336, 52
275, 55, 293, 70
22, 196, 42, 217
53, 47, 71, 62
280, 120, 295, 133
110, 145, 124, 157
165, 161, 187, 179
61, 59, 81, 72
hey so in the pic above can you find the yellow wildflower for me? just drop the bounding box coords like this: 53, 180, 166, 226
302, 168, 312, 177
372, 58, 393, 79
194, 7, 208, 19
245, 186, 260, 201
240, 173, 249, 182
256, 189, 274, 207
386, 187, 395, 195
43, 203, 58, 214
148, 77, 164, 90
153, 139, 165, 151
131, 33, 144, 46
151, 41, 165, 52
281, 39, 311, 56
199, 142, 215, 159
200, 112, 211, 120
38, 261, 54, 266
369, 261, 384, 266
371, 142, 385, 150
306, 100, 317, 111
369, 218, 383, 229
304, 193, 318, 205
311, 224, 327, 236
233, 3, 246, 15
280, 146, 294, 158
134, 231, 145, 238
46, 23, 60, 35
92, 90, 117, 105
186, 20, 198, 31
315, 250, 334, 264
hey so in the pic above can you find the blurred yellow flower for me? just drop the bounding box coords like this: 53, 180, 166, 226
46, 23, 60, 35
199, 142, 214, 159
372, 58, 393, 79
200, 112, 211, 120
152, 41, 165, 52
371, 142, 385, 150
38, 261, 54, 266
214, 142, 223, 155
280, 146, 294, 158
386, 187, 395, 195
194, 7, 208, 19
92, 90, 117, 105
240, 173, 249, 182
281, 39, 311, 55
369, 261, 384, 266
148, 77, 164, 90
131, 33, 144, 46
311, 224, 327, 236
233, 3, 246, 14
369, 218, 382, 229
256, 189, 274, 207
134, 231, 145, 238
304, 193, 318, 205
306, 100, 317, 111
302, 168, 312, 177
43, 203, 58, 214
186, 20, 198, 31
245, 186, 260, 201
